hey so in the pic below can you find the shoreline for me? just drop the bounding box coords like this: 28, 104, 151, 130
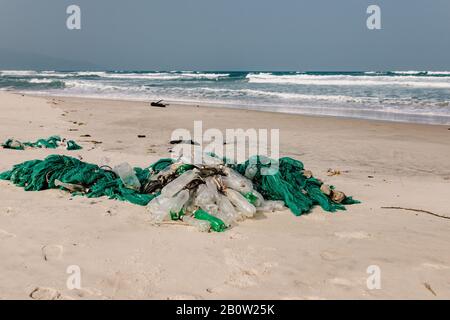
18, 91, 450, 127
1, 91, 450, 299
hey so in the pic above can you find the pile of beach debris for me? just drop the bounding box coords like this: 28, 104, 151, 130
0, 152, 358, 232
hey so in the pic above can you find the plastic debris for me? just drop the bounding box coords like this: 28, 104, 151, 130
1, 136, 82, 151
114, 162, 142, 191
0, 155, 154, 206
0, 151, 360, 233
148, 189, 190, 223
194, 209, 227, 232
161, 169, 199, 198
182, 215, 211, 232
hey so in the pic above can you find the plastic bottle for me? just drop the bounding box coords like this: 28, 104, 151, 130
147, 196, 172, 222
217, 194, 238, 217
225, 189, 256, 218
194, 209, 227, 232
169, 190, 190, 219
244, 190, 265, 207
205, 177, 219, 201
148, 190, 190, 222
216, 195, 238, 225
257, 200, 286, 213
244, 164, 258, 180
222, 169, 253, 194
161, 169, 199, 198
183, 216, 211, 232
194, 184, 216, 208
114, 162, 141, 191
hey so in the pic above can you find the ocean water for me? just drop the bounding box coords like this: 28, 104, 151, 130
1, 70, 450, 124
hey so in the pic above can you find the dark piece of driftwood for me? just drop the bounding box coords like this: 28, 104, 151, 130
150, 100, 167, 108
381, 206, 450, 220
170, 139, 200, 146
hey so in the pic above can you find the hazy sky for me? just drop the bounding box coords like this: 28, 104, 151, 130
1, 0, 449, 70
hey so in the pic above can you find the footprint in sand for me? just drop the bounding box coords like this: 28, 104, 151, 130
30, 287, 105, 300
1, 207, 14, 216
41, 245, 64, 261
29, 287, 64, 300
334, 231, 372, 240
0, 229, 16, 239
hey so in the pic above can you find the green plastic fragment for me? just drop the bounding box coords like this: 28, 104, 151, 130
194, 209, 227, 232
170, 209, 185, 221
244, 192, 258, 205
66, 140, 83, 150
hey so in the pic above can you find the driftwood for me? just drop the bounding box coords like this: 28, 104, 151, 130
170, 139, 200, 146
150, 100, 167, 108
381, 206, 450, 220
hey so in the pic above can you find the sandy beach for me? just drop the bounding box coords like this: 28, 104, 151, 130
0, 91, 449, 300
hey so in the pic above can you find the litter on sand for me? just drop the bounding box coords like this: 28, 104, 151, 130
150, 100, 167, 108
0, 153, 359, 233
2, 136, 82, 151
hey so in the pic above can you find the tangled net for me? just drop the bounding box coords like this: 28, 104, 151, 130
0, 154, 359, 232
2, 135, 82, 151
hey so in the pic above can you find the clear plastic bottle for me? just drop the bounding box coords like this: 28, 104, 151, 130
194, 184, 215, 208
225, 189, 256, 218
169, 190, 190, 218
222, 169, 253, 194
257, 200, 286, 213
205, 177, 219, 201
183, 216, 211, 232
217, 194, 240, 223
148, 190, 190, 222
147, 196, 172, 222
114, 162, 141, 191
161, 169, 199, 198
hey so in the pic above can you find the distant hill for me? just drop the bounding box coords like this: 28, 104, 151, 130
0, 48, 97, 70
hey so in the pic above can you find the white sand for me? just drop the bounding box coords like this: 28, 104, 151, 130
0, 92, 449, 299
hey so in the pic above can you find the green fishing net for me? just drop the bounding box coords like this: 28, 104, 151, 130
2, 136, 82, 151
66, 140, 83, 151
231, 156, 359, 215
0, 155, 154, 206
0, 153, 359, 215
